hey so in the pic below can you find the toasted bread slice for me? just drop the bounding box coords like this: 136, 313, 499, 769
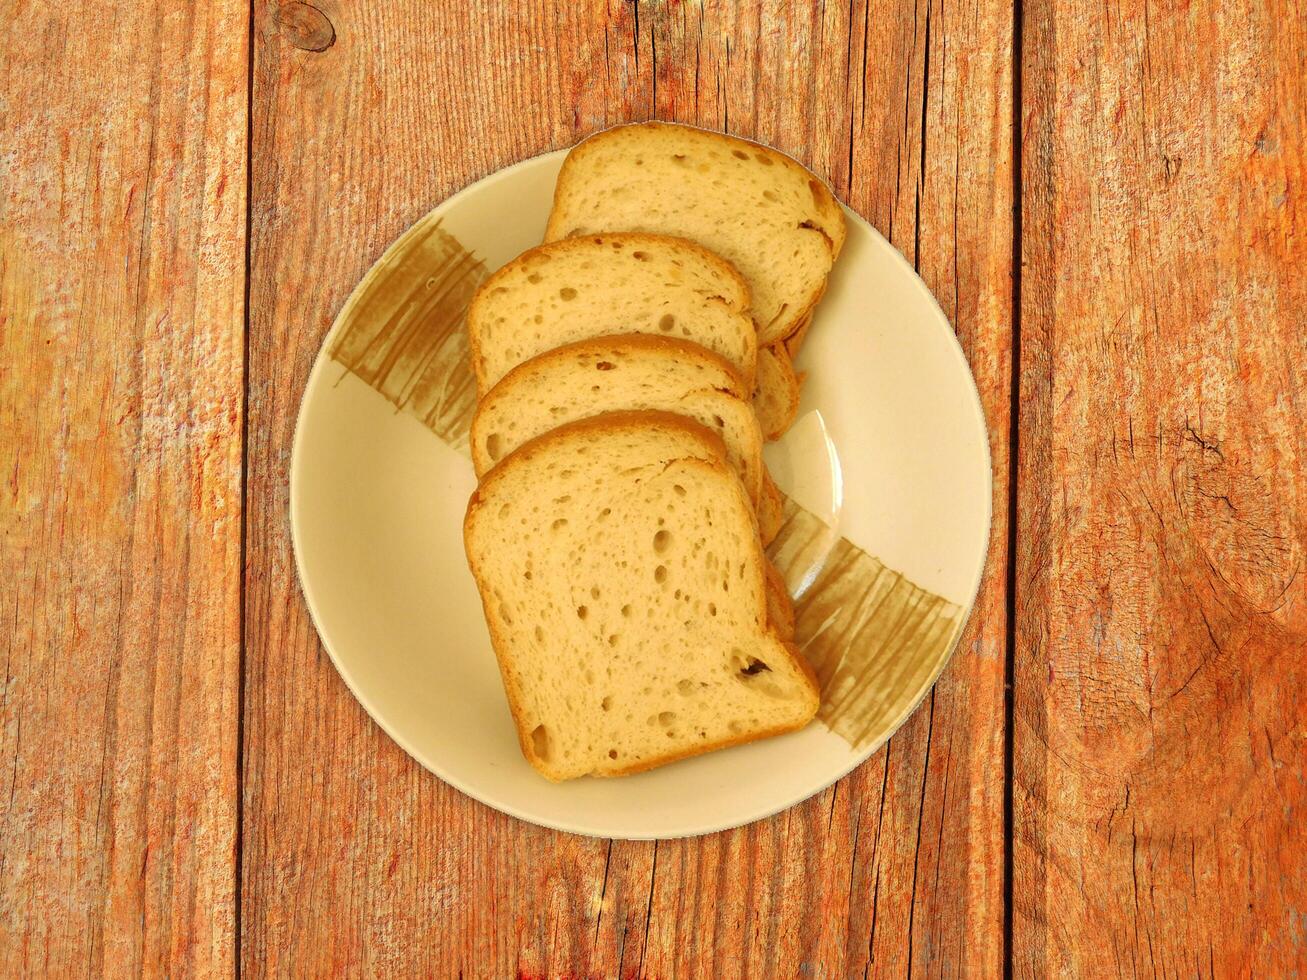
467, 232, 756, 394
544, 122, 846, 347
470, 335, 764, 510
464, 412, 820, 780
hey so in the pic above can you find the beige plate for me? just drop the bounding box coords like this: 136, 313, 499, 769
291, 147, 992, 839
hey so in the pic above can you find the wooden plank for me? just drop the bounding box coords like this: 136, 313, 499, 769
1016, 0, 1307, 974
244, 0, 1011, 974
0, 2, 247, 975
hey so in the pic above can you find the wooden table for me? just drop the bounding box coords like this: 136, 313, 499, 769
3, 1, 1303, 975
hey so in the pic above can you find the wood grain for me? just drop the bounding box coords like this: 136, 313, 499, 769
0, 1, 246, 974
1016, 0, 1307, 973
244, 0, 1012, 975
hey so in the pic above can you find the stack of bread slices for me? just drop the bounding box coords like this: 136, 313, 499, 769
463, 122, 846, 780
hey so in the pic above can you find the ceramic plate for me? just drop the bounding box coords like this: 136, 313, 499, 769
290, 145, 991, 839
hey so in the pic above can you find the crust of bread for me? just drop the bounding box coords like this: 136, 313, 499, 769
465, 416, 819, 779
545, 122, 846, 346
752, 344, 802, 441
758, 467, 785, 545
764, 560, 796, 640
467, 231, 757, 393
784, 312, 814, 359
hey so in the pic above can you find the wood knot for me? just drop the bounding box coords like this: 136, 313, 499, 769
275, 1, 336, 52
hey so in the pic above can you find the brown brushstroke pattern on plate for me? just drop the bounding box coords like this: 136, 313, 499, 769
766, 499, 963, 749
328, 215, 485, 453
326, 217, 963, 752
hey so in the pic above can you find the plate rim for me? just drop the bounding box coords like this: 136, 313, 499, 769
288, 144, 994, 839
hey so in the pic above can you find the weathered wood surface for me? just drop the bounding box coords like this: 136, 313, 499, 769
0, 1, 247, 975
1015, 0, 1307, 974
243, 0, 1011, 975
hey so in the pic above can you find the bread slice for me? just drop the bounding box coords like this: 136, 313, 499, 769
752, 344, 801, 441
544, 122, 847, 347
466, 232, 756, 394
463, 412, 820, 780
471, 334, 764, 510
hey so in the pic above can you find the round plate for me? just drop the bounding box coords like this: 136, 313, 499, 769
291, 146, 991, 839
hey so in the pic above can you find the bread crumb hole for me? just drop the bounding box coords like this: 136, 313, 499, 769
708, 603, 717, 616
740, 658, 771, 676
601, 696, 612, 711
653, 529, 671, 553
608, 749, 618, 759
755, 153, 773, 165
533, 314, 543, 323
576, 605, 588, 619
763, 189, 778, 202
673, 484, 686, 496
551, 518, 568, 531
621, 604, 632, 618
599, 507, 612, 519
533, 626, 544, 642
596, 361, 615, 370
659, 313, 675, 332
590, 586, 601, 600
658, 711, 676, 726
608, 634, 619, 646
531, 725, 550, 761
632, 251, 649, 261
559, 287, 577, 301
732, 149, 749, 160
729, 720, 744, 733
713, 415, 725, 428
527, 273, 541, 284
486, 433, 503, 461
677, 679, 693, 695
654, 565, 668, 583
523, 570, 532, 580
